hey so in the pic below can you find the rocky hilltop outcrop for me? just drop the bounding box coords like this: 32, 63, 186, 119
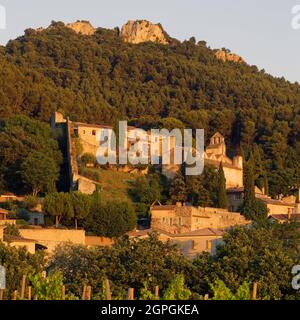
121, 20, 169, 44
215, 49, 245, 64
35, 21, 96, 36
66, 21, 96, 35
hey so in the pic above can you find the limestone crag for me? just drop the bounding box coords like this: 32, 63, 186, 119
215, 49, 245, 63
66, 21, 96, 35
121, 20, 169, 44
35, 21, 96, 36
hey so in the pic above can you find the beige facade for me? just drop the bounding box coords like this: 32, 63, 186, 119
227, 187, 297, 216
85, 236, 114, 247
162, 132, 243, 188
19, 228, 86, 253
128, 228, 224, 257
7, 238, 36, 254
0, 226, 4, 242
150, 204, 249, 235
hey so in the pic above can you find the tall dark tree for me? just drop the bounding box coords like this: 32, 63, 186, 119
169, 173, 188, 204
217, 163, 228, 209
242, 156, 268, 221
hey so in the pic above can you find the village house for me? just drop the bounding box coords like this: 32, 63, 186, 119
18, 228, 86, 254
6, 237, 36, 254
128, 228, 224, 258
227, 187, 300, 216
27, 212, 45, 226
150, 203, 249, 235
130, 203, 250, 257
0, 208, 16, 226
268, 214, 300, 224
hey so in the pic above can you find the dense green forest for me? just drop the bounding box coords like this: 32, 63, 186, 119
0, 21, 300, 196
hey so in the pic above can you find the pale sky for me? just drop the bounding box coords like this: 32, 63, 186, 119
0, 0, 299, 83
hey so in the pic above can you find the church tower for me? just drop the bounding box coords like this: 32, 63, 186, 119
206, 132, 226, 156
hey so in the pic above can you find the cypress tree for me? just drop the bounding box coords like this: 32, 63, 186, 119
244, 156, 255, 203
169, 172, 188, 204
242, 155, 268, 221
217, 163, 228, 209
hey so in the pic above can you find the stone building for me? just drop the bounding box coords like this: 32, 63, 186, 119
128, 228, 224, 258
51, 113, 244, 193
150, 204, 249, 235
227, 186, 299, 215
19, 228, 86, 254
162, 132, 243, 188
204, 133, 243, 188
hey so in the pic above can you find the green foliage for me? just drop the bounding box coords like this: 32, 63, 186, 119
0, 242, 45, 296
78, 167, 101, 182
0, 115, 62, 194
3, 224, 21, 241
200, 222, 300, 300
217, 163, 228, 209
169, 173, 188, 204
84, 201, 136, 237
139, 282, 156, 300
131, 174, 163, 207
21, 196, 39, 210
48, 244, 105, 297
210, 279, 251, 300
242, 157, 268, 221
163, 274, 191, 300
29, 271, 64, 300
49, 234, 190, 299
68, 192, 92, 228
184, 165, 220, 207
20, 151, 59, 195
0, 23, 298, 197
44, 192, 67, 225
44, 192, 92, 228
81, 153, 96, 167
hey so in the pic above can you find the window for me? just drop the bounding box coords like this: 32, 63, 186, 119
234, 193, 242, 200
206, 240, 212, 250
92, 130, 96, 136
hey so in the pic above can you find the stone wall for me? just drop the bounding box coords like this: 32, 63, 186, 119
19, 228, 86, 253
223, 166, 243, 189
151, 205, 249, 234
191, 207, 248, 230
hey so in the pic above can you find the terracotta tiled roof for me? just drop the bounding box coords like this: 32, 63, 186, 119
128, 228, 224, 238
151, 205, 177, 211
226, 188, 295, 207
7, 236, 36, 243
269, 214, 300, 221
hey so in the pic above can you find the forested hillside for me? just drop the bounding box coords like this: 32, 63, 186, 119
0, 21, 300, 196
